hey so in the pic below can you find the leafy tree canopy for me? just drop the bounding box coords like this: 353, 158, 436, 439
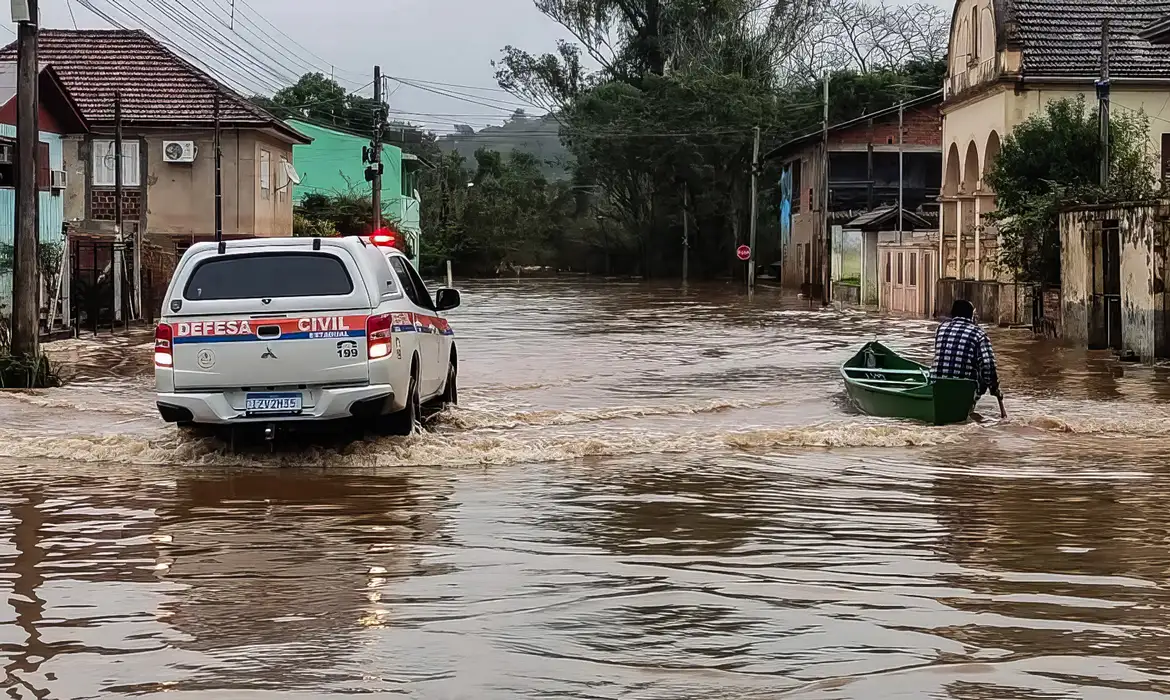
985, 96, 1158, 285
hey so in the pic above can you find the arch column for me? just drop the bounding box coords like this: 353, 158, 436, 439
974, 183, 982, 281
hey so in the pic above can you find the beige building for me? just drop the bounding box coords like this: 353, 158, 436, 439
941, 0, 1170, 303
1, 29, 311, 245
1060, 201, 1170, 362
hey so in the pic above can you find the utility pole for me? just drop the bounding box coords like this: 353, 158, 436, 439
113, 92, 125, 321
747, 125, 760, 293
11, 0, 39, 358
1097, 18, 1111, 188
682, 183, 689, 285
898, 99, 904, 245
214, 92, 223, 242
820, 73, 831, 305
371, 65, 383, 231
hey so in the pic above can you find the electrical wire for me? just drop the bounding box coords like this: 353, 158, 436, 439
75, 0, 289, 95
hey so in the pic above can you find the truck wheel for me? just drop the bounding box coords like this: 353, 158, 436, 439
441, 360, 458, 407
383, 366, 420, 436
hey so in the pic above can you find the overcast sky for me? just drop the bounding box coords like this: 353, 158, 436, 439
22, 0, 952, 133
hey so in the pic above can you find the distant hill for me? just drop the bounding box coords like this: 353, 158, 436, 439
437, 112, 570, 180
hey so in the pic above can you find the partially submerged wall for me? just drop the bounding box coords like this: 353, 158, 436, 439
1060, 201, 1170, 362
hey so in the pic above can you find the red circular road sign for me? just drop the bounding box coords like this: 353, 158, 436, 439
736, 244, 751, 261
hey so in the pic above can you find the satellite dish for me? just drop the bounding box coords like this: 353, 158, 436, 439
284, 161, 301, 185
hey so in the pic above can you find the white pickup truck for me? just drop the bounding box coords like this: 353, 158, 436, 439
154, 235, 460, 438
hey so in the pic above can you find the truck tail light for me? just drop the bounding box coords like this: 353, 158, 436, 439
154, 323, 174, 367
367, 313, 392, 359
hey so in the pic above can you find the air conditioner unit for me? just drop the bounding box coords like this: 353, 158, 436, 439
50, 169, 66, 190
0, 143, 13, 165
162, 140, 197, 163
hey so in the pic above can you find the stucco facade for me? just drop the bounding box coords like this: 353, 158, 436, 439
1060, 202, 1170, 362
62, 128, 296, 241
942, 0, 1170, 288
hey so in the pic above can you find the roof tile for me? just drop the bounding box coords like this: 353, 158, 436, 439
1011, 0, 1170, 77
0, 29, 286, 128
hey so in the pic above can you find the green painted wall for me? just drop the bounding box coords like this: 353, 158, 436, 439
286, 119, 421, 265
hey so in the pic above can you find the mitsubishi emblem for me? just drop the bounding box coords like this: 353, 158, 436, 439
261, 345, 278, 360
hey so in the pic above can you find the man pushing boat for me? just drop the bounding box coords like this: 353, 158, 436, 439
931, 300, 1003, 406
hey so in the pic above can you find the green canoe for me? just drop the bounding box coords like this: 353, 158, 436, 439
840, 341, 979, 426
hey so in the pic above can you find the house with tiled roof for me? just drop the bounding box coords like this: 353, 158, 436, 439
939, 0, 1170, 323
0, 29, 311, 251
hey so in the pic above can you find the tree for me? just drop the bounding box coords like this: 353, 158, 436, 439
784, 0, 949, 78
251, 73, 436, 157
985, 96, 1158, 285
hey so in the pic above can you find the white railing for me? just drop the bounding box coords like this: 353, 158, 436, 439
945, 55, 1003, 99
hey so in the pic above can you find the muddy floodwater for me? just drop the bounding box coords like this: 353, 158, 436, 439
4, 280, 1170, 699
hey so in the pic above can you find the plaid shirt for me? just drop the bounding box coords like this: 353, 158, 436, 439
930, 317, 999, 395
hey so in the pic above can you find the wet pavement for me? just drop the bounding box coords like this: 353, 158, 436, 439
2, 280, 1170, 698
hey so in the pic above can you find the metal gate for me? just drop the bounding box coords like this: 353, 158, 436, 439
1090, 220, 1123, 352
69, 237, 140, 334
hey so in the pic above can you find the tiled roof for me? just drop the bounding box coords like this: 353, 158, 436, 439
1010, 0, 1170, 77
0, 29, 307, 141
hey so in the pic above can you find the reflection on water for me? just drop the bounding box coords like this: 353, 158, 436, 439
1, 280, 1170, 698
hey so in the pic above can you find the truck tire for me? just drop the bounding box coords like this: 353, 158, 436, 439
383, 363, 420, 436
441, 359, 458, 407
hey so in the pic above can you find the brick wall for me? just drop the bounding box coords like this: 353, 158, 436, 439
829, 104, 942, 149
90, 187, 142, 222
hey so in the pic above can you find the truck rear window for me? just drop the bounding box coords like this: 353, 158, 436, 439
183, 252, 354, 300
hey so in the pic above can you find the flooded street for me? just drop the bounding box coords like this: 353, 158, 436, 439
4, 280, 1170, 698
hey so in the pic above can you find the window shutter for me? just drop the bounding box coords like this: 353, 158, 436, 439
36, 142, 49, 190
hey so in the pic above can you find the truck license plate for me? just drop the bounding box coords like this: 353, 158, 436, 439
245, 392, 303, 414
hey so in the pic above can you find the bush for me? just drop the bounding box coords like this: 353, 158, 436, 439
0, 310, 60, 388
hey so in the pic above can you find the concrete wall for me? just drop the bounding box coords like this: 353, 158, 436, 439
251, 131, 294, 237
1060, 211, 1091, 345
63, 128, 295, 240
1060, 202, 1170, 362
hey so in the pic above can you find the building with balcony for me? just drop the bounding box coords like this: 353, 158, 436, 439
941, 0, 1170, 323
766, 92, 943, 299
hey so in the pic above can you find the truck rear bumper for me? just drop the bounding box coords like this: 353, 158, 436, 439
157, 384, 396, 425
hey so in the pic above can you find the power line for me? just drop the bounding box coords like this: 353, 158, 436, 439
65, 0, 80, 29
75, 0, 289, 95
388, 75, 533, 113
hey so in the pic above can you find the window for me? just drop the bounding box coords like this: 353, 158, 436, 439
259, 149, 271, 199
388, 256, 435, 310
401, 168, 414, 197
969, 6, 979, 64
277, 155, 288, 202
884, 252, 891, 283
791, 160, 802, 213
909, 252, 918, 287
0, 138, 13, 187
92, 139, 140, 186
183, 253, 353, 301
896, 252, 904, 285
1161, 134, 1170, 188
